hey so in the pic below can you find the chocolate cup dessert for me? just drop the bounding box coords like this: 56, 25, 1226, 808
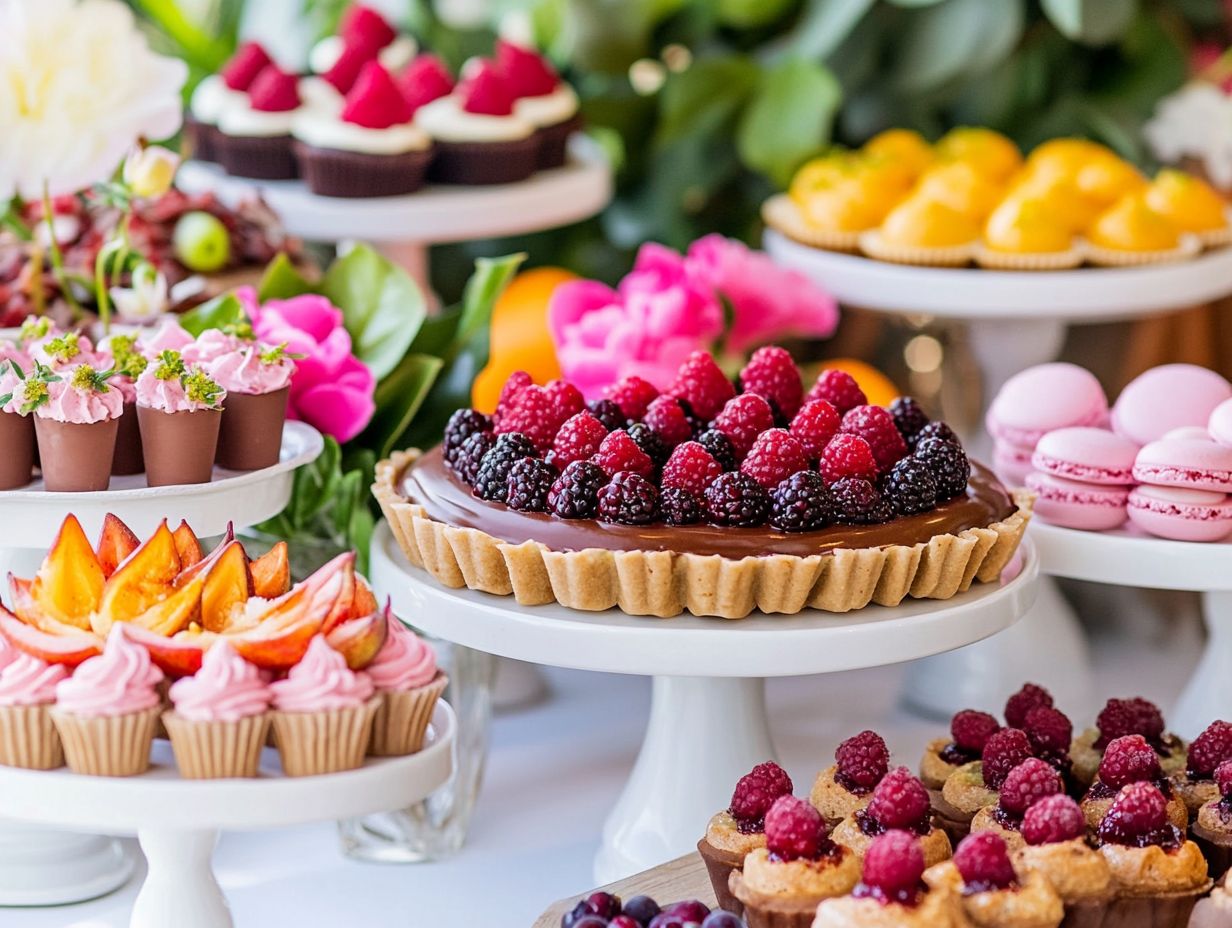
216, 388, 289, 471
426, 136, 541, 186
696, 838, 745, 917
184, 116, 220, 163
535, 114, 584, 170
137, 406, 222, 487
293, 143, 433, 198
112, 401, 145, 476
1192, 821, 1232, 883
216, 134, 298, 180
34, 418, 119, 492
0, 412, 35, 489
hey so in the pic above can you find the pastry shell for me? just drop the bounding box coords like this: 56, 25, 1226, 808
762, 195, 862, 253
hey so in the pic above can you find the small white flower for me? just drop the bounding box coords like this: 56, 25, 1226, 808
122, 145, 180, 200
110, 263, 168, 323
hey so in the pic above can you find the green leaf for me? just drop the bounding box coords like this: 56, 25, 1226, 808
362, 353, 445, 458
257, 253, 316, 301
178, 293, 247, 337
657, 56, 761, 146
963, 0, 1026, 76
738, 58, 841, 188
1041, 0, 1138, 46
320, 245, 426, 381
890, 0, 991, 92
287, 436, 340, 529
455, 254, 526, 356
788, 0, 877, 61
886, 0, 948, 6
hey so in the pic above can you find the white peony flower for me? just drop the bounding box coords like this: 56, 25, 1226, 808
109, 263, 169, 323
0, 0, 188, 201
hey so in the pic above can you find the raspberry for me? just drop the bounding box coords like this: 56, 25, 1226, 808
914, 437, 971, 500
982, 728, 1034, 790
867, 767, 931, 830
729, 761, 794, 830
548, 460, 607, 519
1021, 794, 1086, 846
712, 394, 775, 459
889, 396, 930, 446
951, 710, 1001, 755
1097, 782, 1171, 846
593, 430, 654, 478
741, 429, 809, 489
451, 431, 495, 486
819, 434, 878, 484
642, 396, 694, 447
1099, 735, 1162, 789
496, 384, 562, 454
789, 399, 842, 460
627, 422, 668, 466
597, 471, 659, 525
544, 379, 585, 422
1216, 759, 1232, 798
953, 832, 1017, 892
666, 351, 736, 421
662, 441, 723, 495
1187, 720, 1232, 777
604, 376, 659, 420
660, 487, 703, 525
841, 405, 908, 472
697, 429, 737, 471
858, 831, 925, 903
999, 758, 1063, 817
548, 412, 608, 469
494, 371, 532, 426
764, 795, 829, 861
1095, 697, 1165, 749
703, 472, 771, 527
444, 408, 492, 466
830, 476, 881, 523
740, 346, 803, 420
882, 458, 938, 516
770, 471, 834, 532
506, 458, 557, 512
473, 433, 536, 502
1024, 706, 1073, 758
587, 398, 628, 432
1005, 683, 1054, 730
835, 730, 890, 794
807, 369, 867, 414
914, 420, 960, 449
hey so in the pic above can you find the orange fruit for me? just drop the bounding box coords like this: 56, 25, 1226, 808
807, 358, 900, 408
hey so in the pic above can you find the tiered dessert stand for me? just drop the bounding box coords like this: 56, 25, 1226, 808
0, 422, 324, 906
0, 702, 455, 928
370, 520, 1039, 883
764, 230, 1232, 718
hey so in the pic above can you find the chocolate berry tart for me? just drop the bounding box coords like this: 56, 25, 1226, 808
374, 346, 1032, 619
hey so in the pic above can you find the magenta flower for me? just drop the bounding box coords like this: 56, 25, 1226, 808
236, 287, 376, 443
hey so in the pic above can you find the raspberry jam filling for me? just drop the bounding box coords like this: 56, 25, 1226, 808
852, 881, 926, 908
939, 743, 978, 766
1087, 777, 1174, 801
855, 808, 930, 838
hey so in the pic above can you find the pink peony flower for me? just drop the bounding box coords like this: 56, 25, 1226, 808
236, 287, 376, 443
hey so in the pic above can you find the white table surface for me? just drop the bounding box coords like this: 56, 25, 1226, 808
11, 582, 1203, 928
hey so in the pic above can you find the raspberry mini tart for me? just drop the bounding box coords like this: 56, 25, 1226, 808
926, 832, 1064, 928
832, 767, 953, 867
1070, 697, 1188, 788
920, 708, 1001, 842
811, 731, 891, 826
1014, 794, 1116, 920
1191, 760, 1232, 882
970, 758, 1065, 853
941, 728, 1036, 837
1174, 720, 1232, 817
1079, 735, 1189, 833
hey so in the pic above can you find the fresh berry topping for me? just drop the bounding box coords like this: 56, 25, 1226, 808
835, 730, 890, 794
444, 409, 493, 466
808, 369, 867, 414
867, 767, 931, 830
343, 62, 414, 128
340, 4, 397, 52
597, 472, 659, 525
1021, 794, 1086, 846
951, 710, 1001, 755
495, 371, 533, 426
712, 394, 775, 459
881, 458, 939, 516
458, 60, 516, 116
742, 430, 809, 489
323, 40, 372, 94
789, 399, 842, 460
1097, 782, 1172, 847
729, 761, 794, 830
740, 347, 803, 420
663, 901, 711, 924
548, 460, 606, 519
666, 351, 736, 421
1187, 720, 1232, 777
1217, 760, 1232, 798
1095, 697, 1165, 750
889, 397, 930, 446
549, 412, 608, 469
830, 476, 881, 523
982, 728, 1034, 791
914, 421, 960, 449
999, 758, 1063, 817
495, 38, 560, 97
587, 398, 628, 432
1005, 683, 1054, 730
1099, 734, 1163, 789
858, 831, 925, 903
399, 54, 454, 111
506, 458, 556, 513
764, 795, 830, 861
222, 42, 273, 92
703, 472, 771, 527
497, 384, 564, 454
452, 431, 495, 485
473, 433, 536, 502
660, 487, 703, 525
661, 441, 723, 495
627, 422, 668, 467
621, 896, 660, 926
544, 379, 585, 423
593, 430, 654, 478
605, 376, 660, 421
249, 66, 301, 112
1024, 706, 1073, 758
696, 429, 737, 471
842, 405, 908, 472
863, 498, 897, 524
770, 471, 834, 532
698, 913, 741, 928
819, 433, 878, 484
914, 437, 972, 501
642, 396, 695, 447
953, 832, 1017, 892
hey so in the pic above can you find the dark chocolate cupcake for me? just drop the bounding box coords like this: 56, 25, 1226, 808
496, 39, 583, 170
216, 64, 303, 180
186, 41, 273, 164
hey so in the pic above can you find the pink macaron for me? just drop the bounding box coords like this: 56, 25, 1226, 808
1025, 471, 1129, 531
1132, 437, 1232, 493
1209, 398, 1232, 447
986, 363, 1108, 448
1112, 364, 1232, 445
1030, 427, 1139, 486
1127, 485, 1232, 542
993, 440, 1034, 488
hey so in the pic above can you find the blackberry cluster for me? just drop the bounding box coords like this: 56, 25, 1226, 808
587, 398, 628, 432
830, 477, 880, 524
888, 397, 929, 447
660, 487, 703, 525
597, 472, 659, 525
452, 431, 495, 485
914, 421, 958, 448
882, 458, 939, 516
472, 433, 536, 502
505, 458, 557, 513
548, 461, 606, 519
704, 473, 771, 527
770, 471, 834, 532
915, 437, 971, 500
627, 422, 668, 467
443, 408, 493, 466
696, 428, 738, 471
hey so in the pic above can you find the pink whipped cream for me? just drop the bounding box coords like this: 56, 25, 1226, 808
207, 345, 295, 395
169, 642, 272, 722
29, 332, 99, 370
0, 363, 25, 415
139, 319, 195, 357
135, 362, 226, 413
54, 626, 164, 717
0, 635, 18, 673
35, 365, 124, 424
110, 376, 137, 404
366, 617, 438, 692
270, 635, 374, 713
0, 652, 68, 707
183, 329, 250, 366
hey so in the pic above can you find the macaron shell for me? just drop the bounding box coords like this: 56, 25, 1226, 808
1164, 426, 1212, 442
1025, 471, 1129, 531
1132, 437, 1232, 493
1112, 363, 1232, 445
993, 441, 1034, 488
987, 363, 1108, 447
1209, 397, 1232, 447
1030, 426, 1139, 485
1127, 484, 1232, 542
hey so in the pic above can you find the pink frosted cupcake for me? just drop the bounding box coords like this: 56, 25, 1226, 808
205, 337, 295, 471
135, 350, 226, 487
51, 626, 164, 777
32, 363, 125, 492
97, 333, 147, 476
269, 635, 380, 776
366, 617, 446, 756
0, 354, 35, 489
164, 642, 272, 779
0, 637, 67, 769
139, 318, 196, 358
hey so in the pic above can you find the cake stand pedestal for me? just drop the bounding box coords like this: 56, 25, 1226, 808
0, 422, 323, 906
764, 231, 1232, 719
0, 702, 454, 928
370, 520, 1038, 883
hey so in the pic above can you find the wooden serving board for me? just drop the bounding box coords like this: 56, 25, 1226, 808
535, 853, 716, 928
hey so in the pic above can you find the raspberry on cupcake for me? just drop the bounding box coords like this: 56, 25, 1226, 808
1070, 696, 1188, 787
832, 766, 953, 866
494, 39, 582, 170
941, 728, 1035, 837
970, 758, 1064, 852
215, 64, 304, 180
1015, 794, 1115, 915
186, 41, 272, 162
920, 709, 1000, 842
1191, 760, 1232, 882
810, 730, 891, 826
925, 832, 1064, 928
1080, 734, 1189, 832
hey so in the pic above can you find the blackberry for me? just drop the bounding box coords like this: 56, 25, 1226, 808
888, 397, 929, 446
882, 458, 939, 516
676, 397, 705, 436
766, 397, 791, 430
588, 398, 628, 432
770, 471, 834, 532
548, 460, 606, 519
863, 498, 897, 524
697, 428, 738, 471
451, 431, 495, 486
597, 471, 659, 525
443, 408, 492, 465
915, 436, 971, 500
830, 476, 880, 523
661, 486, 703, 525
704, 472, 771, 527
472, 433, 537, 502
627, 422, 668, 467
505, 458, 557, 512
914, 420, 960, 450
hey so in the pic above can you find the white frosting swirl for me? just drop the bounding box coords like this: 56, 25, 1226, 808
415, 95, 535, 143
515, 84, 579, 128
293, 111, 430, 154
190, 75, 246, 125
298, 76, 345, 116
218, 106, 298, 137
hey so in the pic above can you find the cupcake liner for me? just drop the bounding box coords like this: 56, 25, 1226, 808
535, 114, 584, 170
729, 870, 821, 928
216, 388, 288, 471
112, 400, 144, 476
163, 711, 271, 779
216, 133, 298, 180
369, 673, 447, 757
427, 136, 541, 186
34, 417, 119, 492
1197, 222, 1232, 249
0, 704, 63, 770
137, 406, 221, 487
1059, 883, 1211, 928
293, 143, 433, 198
859, 230, 976, 267
760, 195, 862, 253
0, 411, 34, 490
51, 705, 161, 777
1192, 822, 1232, 883
974, 244, 1085, 270
1084, 235, 1201, 267
271, 696, 380, 777
696, 838, 747, 917
184, 117, 220, 163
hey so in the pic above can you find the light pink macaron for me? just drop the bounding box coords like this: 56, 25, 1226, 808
986, 363, 1108, 448
1025, 471, 1129, 531
1132, 437, 1232, 493
1164, 426, 1213, 442
1127, 485, 1232, 542
1030, 427, 1139, 486
1112, 364, 1232, 445
993, 440, 1034, 488
1209, 398, 1232, 447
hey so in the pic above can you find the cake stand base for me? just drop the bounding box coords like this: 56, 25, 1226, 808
0, 827, 132, 906
132, 829, 227, 928
1170, 591, 1232, 738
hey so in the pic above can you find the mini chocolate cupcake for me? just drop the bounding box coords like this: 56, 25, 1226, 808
216, 64, 303, 180
832, 767, 953, 867
0, 357, 35, 489
201, 333, 294, 470
186, 41, 272, 163
1191, 760, 1232, 882
921, 709, 1001, 843
97, 334, 147, 476
495, 39, 582, 169
32, 363, 123, 492
970, 758, 1065, 853
810, 730, 890, 827
135, 351, 226, 487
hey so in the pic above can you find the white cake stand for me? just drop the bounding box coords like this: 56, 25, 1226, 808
370, 520, 1038, 883
0, 701, 455, 928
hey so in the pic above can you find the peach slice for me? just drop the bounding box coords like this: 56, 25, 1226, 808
129, 573, 204, 637
200, 541, 253, 633
30, 514, 105, 630
98, 521, 182, 624
95, 514, 140, 578
174, 524, 237, 588
325, 606, 388, 670
0, 608, 101, 667
350, 578, 379, 624
301, 552, 356, 634
226, 584, 325, 670
8, 575, 43, 627
125, 625, 208, 677
172, 521, 204, 569
250, 542, 290, 599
